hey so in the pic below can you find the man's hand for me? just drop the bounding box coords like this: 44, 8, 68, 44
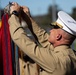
21, 6, 31, 17
10, 2, 21, 14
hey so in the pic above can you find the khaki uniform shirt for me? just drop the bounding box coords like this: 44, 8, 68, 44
8, 15, 76, 75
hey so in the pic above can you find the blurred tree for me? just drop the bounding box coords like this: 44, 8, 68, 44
0, 8, 4, 19
47, 5, 59, 21
71, 7, 76, 20
33, 4, 60, 30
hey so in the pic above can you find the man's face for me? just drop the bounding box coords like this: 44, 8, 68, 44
48, 29, 59, 44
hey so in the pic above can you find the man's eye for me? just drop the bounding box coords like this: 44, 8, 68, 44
54, 25, 60, 29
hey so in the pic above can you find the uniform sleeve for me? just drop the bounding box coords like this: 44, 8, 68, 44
30, 18, 50, 48
8, 15, 56, 73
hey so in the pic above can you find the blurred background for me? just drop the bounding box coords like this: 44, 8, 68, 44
0, 0, 76, 49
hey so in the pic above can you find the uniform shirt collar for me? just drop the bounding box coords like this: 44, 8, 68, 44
54, 45, 70, 53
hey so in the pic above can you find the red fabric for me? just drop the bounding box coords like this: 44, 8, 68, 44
1, 14, 13, 75
0, 22, 3, 75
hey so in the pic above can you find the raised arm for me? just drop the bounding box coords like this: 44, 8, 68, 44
22, 6, 51, 48
8, 2, 55, 73
8, 14, 56, 73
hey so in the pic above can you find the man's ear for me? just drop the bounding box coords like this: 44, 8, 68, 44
56, 34, 62, 41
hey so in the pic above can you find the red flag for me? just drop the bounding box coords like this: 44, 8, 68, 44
0, 20, 3, 75
1, 14, 13, 75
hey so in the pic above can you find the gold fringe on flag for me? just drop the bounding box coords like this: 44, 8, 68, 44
0, 20, 2, 28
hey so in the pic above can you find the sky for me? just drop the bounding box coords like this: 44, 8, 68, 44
0, 0, 76, 16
